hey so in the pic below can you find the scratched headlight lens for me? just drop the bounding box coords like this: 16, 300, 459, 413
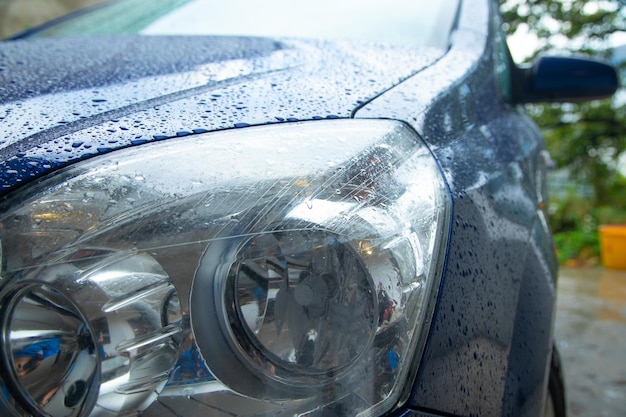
0, 120, 450, 417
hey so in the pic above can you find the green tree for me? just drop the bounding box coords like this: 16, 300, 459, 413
500, 0, 626, 263
500, 0, 625, 58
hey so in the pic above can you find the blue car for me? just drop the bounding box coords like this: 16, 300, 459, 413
0, 1, 617, 416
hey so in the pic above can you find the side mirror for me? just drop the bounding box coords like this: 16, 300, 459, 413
513, 56, 619, 104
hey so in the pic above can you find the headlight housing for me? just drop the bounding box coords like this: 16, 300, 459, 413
0, 120, 450, 417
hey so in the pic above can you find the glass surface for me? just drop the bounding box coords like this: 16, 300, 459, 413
24, 0, 459, 48
0, 120, 451, 417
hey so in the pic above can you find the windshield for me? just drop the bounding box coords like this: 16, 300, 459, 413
20, 0, 459, 48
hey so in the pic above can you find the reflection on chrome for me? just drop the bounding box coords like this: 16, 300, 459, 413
0, 250, 182, 417
167, 328, 215, 385
7, 284, 98, 417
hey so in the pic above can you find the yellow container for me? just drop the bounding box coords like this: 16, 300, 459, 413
599, 225, 626, 270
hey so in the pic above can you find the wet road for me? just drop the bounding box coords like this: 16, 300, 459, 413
555, 267, 626, 417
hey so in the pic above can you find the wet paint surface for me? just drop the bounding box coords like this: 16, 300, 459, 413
0, 35, 442, 193
555, 267, 626, 417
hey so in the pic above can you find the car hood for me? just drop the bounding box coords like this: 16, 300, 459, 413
0, 35, 443, 193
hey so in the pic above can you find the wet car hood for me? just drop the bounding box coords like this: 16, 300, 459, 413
0, 35, 444, 193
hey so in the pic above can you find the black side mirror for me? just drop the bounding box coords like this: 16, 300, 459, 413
513, 56, 619, 104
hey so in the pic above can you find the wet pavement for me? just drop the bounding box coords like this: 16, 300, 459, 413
555, 267, 626, 417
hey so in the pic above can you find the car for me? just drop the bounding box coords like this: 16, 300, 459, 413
0, 0, 618, 416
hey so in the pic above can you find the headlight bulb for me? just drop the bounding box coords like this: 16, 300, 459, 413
220, 229, 377, 385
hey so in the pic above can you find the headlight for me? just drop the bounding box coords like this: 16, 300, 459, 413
0, 120, 450, 417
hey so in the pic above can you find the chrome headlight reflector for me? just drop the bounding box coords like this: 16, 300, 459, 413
0, 120, 450, 417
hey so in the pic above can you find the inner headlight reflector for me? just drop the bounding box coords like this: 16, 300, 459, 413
232, 230, 376, 373
4, 284, 98, 417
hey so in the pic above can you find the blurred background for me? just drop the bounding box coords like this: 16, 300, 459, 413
498, 6, 625, 414
0, 0, 102, 37
501, 0, 626, 269
1, 0, 625, 416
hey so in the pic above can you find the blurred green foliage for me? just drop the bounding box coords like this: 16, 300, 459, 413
500, 0, 626, 264
548, 182, 626, 264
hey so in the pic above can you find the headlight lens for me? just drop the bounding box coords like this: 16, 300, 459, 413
0, 120, 450, 417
